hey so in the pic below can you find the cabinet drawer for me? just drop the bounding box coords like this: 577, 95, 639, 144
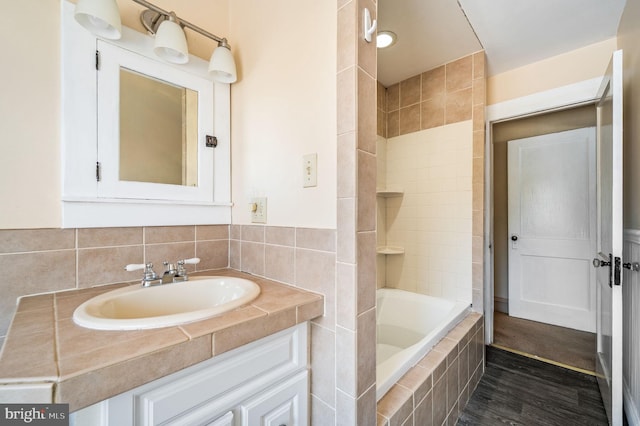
240, 370, 308, 426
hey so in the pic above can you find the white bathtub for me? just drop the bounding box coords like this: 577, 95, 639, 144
376, 288, 470, 401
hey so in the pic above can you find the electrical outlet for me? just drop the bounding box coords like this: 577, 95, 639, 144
303, 153, 317, 187
250, 197, 267, 223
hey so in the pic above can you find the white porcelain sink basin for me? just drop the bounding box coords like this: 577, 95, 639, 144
73, 276, 261, 330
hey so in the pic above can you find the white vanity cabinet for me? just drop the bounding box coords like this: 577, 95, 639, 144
71, 324, 308, 426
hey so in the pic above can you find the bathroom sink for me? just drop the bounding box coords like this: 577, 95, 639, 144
73, 276, 261, 330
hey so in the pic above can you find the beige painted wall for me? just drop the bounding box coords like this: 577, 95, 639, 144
0, 0, 228, 229
228, 1, 337, 228
0, 0, 61, 228
487, 38, 617, 105
618, 0, 640, 229
4, 0, 339, 230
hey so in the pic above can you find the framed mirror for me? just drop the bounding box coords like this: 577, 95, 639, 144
96, 39, 214, 202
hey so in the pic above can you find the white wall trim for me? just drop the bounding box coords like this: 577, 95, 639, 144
625, 380, 640, 426
486, 78, 601, 123
494, 297, 508, 314
484, 77, 602, 344
624, 228, 640, 244
624, 228, 640, 426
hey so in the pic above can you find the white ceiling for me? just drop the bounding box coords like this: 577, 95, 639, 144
377, 0, 627, 87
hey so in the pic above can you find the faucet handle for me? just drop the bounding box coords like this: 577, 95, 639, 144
143, 263, 160, 280
125, 262, 160, 286
176, 258, 200, 280
125, 263, 159, 278
124, 263, 146, 272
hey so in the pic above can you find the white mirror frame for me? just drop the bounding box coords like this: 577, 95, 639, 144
60, 0, 231, 228
96, 40, 214, 202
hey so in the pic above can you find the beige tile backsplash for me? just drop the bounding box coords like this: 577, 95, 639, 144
229, 223, 337, 416
0, 229, 75, 253
77, 227, 142, 248
0, 226, 230, 340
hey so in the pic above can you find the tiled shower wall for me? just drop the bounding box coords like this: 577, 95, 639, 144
0, 226, 230, 346
377, 52, 486, 312
383, 122, 473, 303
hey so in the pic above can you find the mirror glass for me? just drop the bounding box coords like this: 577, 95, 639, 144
119, 68, 198, 186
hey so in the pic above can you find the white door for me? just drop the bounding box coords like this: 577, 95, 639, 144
507, 127, 597, 332
594, 49, 624, 426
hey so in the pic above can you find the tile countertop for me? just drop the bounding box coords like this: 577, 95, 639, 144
0, 269, 324, 412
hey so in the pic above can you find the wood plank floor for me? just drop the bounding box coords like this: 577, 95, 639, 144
494, 311, 596, 373
457, 346, 609, 426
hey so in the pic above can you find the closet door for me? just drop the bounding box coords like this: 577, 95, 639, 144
507, 127, 597, 333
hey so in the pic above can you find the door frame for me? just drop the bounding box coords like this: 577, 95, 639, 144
484, 77, 603, 344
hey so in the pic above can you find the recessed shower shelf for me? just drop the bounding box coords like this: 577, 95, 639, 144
376, 188, 404, 197
377, 246, 405, 255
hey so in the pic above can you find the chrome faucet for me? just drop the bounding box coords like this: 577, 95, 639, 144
162, 258, 201, 283
161, 262, 178, 284
126, 258, 200, 287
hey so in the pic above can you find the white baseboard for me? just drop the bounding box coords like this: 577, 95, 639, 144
625, 379, 640, 426
625, 228, 640, 244
494, 297, 508, 314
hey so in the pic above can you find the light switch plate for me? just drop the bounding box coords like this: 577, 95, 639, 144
251, 197, 267, 223
303, 154, 317, 188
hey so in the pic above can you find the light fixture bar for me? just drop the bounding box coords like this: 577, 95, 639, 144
131, 0, 226, 44
74, 0, 237, 82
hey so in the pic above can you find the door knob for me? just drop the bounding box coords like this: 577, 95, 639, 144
593, 258, 611, 268
511, 235, 518, 241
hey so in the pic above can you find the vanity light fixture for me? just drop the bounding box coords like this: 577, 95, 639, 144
377, 31, 397, 49
152, 12, 188, 64
73, 0, 237, 83
74, 0, 121, 40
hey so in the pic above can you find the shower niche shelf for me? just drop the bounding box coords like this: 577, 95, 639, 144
376, 188, 404, 198
377, 246, 405, 255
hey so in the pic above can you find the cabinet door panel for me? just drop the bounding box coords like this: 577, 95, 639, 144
240, 370, 308, 426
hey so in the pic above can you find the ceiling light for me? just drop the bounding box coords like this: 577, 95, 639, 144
377, 31, 397, 49
73, 0, 238, 83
